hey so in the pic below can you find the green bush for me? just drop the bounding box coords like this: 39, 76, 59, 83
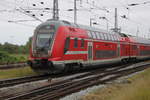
0, 51, 9, 64
0, 51, 27, 64
0, 51, 9, 58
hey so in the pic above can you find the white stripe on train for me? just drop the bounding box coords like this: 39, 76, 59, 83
65, 51, 88, 55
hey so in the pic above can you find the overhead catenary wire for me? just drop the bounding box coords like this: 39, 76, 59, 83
16, 7, 43, 22
0, 0, 149, 33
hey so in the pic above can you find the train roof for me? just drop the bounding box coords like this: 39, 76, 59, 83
37, 19, 150, 45
130, 36, 150, 45
40, 19, 116, 34
116, 32, 150, 44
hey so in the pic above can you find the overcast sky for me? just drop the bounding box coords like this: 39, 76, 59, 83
0, 0, 150, 45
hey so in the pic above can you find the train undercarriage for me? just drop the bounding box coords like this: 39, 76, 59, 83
27, 57, 147, 74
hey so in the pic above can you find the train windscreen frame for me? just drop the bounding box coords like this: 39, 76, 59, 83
36, 25, 55, 49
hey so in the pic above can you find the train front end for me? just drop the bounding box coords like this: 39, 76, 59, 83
28, 21, 59, 74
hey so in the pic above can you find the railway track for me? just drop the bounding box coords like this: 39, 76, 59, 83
0, 64, 113, 89
0, 64, 111, 89
0, 63, 27, 70
0, 74, 50, 88
5, 61, 150, 100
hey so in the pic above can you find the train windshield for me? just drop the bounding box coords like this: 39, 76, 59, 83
36, 33, 53, 48
36, 25, 55, 49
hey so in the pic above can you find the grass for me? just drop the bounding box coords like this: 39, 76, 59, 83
0, 67, 36, 79
81, 68, 150, 100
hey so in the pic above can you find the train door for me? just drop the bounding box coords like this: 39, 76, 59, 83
88, 42, 93, 61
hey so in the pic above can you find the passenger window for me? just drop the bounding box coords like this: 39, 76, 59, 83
116, 36, 119, 41
87, 31, 92, 38
110, 35, 112, 41
96, 32, 100, 39
113, 35, 116, 41
101, 33, 103, 39
110, 35, 114, 41
109, 35, 112, 40
98, 32, 101, 39
74, 38, 78, 48
88, 31, 93, 38
107, 34, 109, 40
81, 39, 85, 47
104, 34, 107, 40
90, 31, 94, 38
92, 32, 97, 39
111, 35, 114, 41
94, 32, 98, 39
64, 37, 70, 53
108, 34, 111, 40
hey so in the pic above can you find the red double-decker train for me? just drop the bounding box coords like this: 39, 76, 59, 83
27, 19, 150, 74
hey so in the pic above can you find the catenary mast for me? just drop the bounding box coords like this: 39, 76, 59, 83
53, 0, 59, 20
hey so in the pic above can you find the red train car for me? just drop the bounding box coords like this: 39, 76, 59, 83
27, 20, 150, 74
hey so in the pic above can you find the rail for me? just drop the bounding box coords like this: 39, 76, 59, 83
5, 61, 150, 100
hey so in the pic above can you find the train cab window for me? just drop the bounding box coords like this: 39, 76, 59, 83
74, 38, 78, 48
81, 39, 85, 48
64, 37, 70, 53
